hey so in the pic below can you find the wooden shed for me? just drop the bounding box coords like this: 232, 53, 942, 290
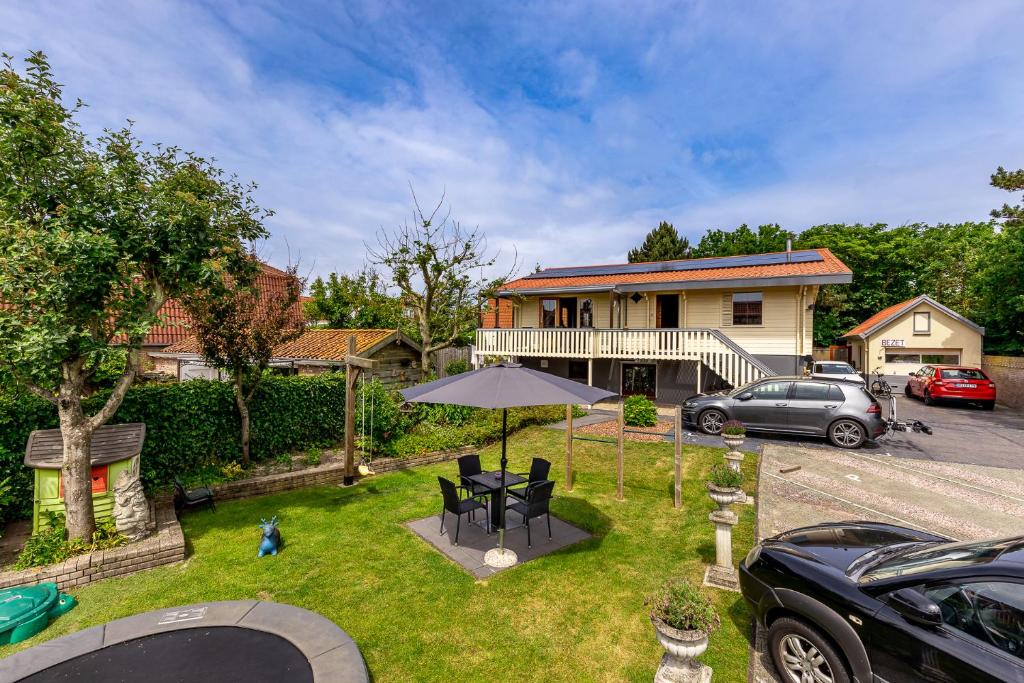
24, 423, 146, 534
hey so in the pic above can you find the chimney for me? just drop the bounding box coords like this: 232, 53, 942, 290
786, 238, 792, 262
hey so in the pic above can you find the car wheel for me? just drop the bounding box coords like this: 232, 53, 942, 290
904, 384, 913, 398
923, 389, 935, 406
768, 617, 851, 683
698, 409, 726, 435
828, 419, 865, 448
982, 400, 995, 411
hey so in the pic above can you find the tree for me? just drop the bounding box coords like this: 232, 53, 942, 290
0, 52, 267, 539
181, 263, 303, 464
974, 167, 1024, 354
369, 190, 514, 372
627, 221, 691, 262
304, 268, 405, 330
691, 223, 793, 258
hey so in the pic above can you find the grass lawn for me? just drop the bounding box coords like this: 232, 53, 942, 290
1, 426, 758, 682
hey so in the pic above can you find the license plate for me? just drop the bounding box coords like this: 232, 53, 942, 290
954, 384, 977, 388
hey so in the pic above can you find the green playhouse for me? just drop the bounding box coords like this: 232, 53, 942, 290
24, 423, 146, 534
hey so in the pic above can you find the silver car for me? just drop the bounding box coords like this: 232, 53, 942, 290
810, 360, 865, 384
682, 376, 886, 448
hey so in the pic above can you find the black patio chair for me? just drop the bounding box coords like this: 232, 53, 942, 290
508, 457, 552, 502
173, 477, 215, 514
438, 476, 488, 545
508, 479, 554, 548
457, 453, 490, 498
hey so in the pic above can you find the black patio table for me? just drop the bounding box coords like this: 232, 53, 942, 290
467, 470, 528, 531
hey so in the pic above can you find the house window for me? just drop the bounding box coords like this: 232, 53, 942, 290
885, 352, 921, 364
913, 311, 931, 334
732, 292, 763, 325
580, 299, 594, 328
541, 299, 557, 328
922, 353, 960, 364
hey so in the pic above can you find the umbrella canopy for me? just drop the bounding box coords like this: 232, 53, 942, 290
401, 363, 616, 563
400, 363, 616, 408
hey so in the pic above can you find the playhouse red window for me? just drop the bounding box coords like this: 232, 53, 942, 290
58, 465, 108, 497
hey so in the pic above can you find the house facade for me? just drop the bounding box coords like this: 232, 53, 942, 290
841, 295, 984, 388
478, 248, 852, 402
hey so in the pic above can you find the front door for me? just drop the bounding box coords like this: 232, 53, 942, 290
622, 363, 656, 399
656, 294, 679, 328
731, 380, 793, 431
558, 298, 577, 328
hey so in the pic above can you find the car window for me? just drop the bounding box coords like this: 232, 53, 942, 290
748, 381, 794, 400
815, 363, 855, 375
941, 369, 987, 380
793, 382, 832, 400
862, 537, 1024, 582
828, 385, 846, 402
922, 582, 1024, 659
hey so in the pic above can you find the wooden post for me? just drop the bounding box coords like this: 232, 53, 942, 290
344, 336, 357, 486
565, 404, 574, 492
674, 405, 682, 509
616, 399, 624, 501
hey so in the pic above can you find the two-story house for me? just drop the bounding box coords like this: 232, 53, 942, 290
478, 248, 852, 403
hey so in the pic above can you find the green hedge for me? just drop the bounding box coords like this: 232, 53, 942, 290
0, 374, 346, 522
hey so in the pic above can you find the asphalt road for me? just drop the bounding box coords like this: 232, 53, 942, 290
676, 395, 1024, 469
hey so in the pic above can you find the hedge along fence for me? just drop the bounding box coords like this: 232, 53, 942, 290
0, 374, 346, 523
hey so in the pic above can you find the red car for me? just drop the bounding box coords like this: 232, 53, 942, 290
905, 365, 996, 409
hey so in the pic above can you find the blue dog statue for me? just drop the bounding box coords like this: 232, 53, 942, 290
258, 516, 281, 557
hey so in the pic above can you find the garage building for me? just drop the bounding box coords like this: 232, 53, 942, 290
841, 295, 984, 388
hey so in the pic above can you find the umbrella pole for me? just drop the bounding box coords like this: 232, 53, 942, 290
484, 408, 517, 568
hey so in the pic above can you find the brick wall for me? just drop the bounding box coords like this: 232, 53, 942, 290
207, 446, 476, 502
983, 355, 1024, 410
0, 504, 185, 591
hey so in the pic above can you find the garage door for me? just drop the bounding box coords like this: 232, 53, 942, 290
882, 348, 960, 385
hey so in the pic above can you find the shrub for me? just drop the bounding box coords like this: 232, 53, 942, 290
623, 395, 657, 427
647, 579, 720, 633
15, 512, 126, 569
721, 420, 746, 436
355, 378, 407, 452
304, 447, 322, 467
0, 373, 346, 521
444, 358, 470, 376
707, 463, 743, 489
220, 462, 245, 481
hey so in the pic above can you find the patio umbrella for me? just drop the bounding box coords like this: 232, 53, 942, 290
401, 363, 616, 566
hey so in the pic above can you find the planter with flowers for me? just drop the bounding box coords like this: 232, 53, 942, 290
647, 578, 719, 682
721, 420, 746, 472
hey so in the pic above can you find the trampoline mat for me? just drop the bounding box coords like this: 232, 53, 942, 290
21, 626, 314, 683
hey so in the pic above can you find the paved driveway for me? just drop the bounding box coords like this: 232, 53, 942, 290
677, 395, 1024, 469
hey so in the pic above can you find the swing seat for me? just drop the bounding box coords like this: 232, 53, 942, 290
358, 463, 375, 476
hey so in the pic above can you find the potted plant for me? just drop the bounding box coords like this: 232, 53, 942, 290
706, 463, 743, 510
721, 419, 746, 449
647, 579, 720, 675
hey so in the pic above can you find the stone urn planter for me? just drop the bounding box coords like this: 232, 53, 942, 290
647, 579, 718, 683
722, 433, 745, 450
652, 616, 709, 661
706, 482, 743, 511
721, 421, 746, 472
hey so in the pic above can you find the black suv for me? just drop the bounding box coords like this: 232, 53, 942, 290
740, 522, 1024, 683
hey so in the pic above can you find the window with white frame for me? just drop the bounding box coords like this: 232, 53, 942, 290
732, 292, 763, 325
913, 311, 931, 334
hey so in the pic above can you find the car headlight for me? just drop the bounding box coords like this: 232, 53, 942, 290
744, 544, 763, 567
684, 400, 697, 408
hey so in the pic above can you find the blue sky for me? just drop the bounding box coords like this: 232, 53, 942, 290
3, 1, 1023, 279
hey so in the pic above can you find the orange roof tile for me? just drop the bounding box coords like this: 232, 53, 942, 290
842, 297, 920, 338
161, 328, 415, 361
499, 248, 851, 292
144, 262, 304, 347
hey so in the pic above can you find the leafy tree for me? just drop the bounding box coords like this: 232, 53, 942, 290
974, 167, 1024, 354
304, 268, 405, 330
369, 190, 515, 372
691, 224, 793, 258
628, 221, 691, 262
913, 222, 995, 318
181, 263, 303, 464
0, 52, 267, 539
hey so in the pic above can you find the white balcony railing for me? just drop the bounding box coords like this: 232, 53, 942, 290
475, 327, 775, 388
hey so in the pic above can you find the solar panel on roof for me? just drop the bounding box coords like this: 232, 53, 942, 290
523, 250, 823, 279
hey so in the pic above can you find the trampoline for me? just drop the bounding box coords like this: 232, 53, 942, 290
1, 601, 368, 683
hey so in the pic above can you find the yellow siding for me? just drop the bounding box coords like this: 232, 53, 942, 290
863, 302, 982, 373
684, 287, 806, 355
